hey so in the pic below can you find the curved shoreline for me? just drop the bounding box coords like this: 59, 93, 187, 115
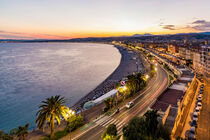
72, 45, 145, 110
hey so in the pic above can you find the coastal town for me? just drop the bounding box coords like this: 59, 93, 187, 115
1, 0, 210, 140
1, 34, 209, 140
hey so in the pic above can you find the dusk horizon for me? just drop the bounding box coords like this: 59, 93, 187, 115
1, 0, 210, 39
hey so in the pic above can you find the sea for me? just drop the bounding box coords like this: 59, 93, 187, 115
0, 43, 121, 132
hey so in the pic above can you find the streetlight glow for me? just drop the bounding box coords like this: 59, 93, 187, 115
145, 75, 149, 79
123, 86, 127, 91
155, 67, 157, 71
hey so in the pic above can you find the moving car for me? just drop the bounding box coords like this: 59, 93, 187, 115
126, 101, 134, 108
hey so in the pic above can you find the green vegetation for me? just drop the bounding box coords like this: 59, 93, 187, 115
169, 75, 174, 86
0, 131, 13, 140
150, 64, 155, 78
104, 97, 115, 110
40, 129, 69, 140
36, 95, 69, 139
102, 124, 118, 140
13, 123, 29, 140
103, 72, 147, 112
66, 115, 84, 132
0, 123, 30, 140
125, 72, 146, 97
123, 110, 170, 140
40, 115, 84, 140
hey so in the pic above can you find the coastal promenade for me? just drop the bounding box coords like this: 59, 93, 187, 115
61, 63, 168, 140
27, 45, 146, 140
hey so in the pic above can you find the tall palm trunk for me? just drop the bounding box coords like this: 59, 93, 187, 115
50, 115, 55, 139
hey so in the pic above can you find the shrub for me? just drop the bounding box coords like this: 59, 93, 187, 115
0, 131, 13, 140
123, 110, 170, 140
104, 97, 115, 109
66, 115, 84, 132
102, 124, 117, 139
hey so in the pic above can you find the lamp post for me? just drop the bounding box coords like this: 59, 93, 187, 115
145, 74, 149, 80
67, 109, 75, 140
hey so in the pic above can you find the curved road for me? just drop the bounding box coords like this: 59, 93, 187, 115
69, 64, 168, 140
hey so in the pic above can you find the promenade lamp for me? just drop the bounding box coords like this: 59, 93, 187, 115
123, 86, 127, 91
66, 109, 75, 140
145, 74, 149, 80
66, 109, 75, 118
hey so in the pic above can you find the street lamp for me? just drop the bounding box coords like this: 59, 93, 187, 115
155, 67, 157, 71
145, 74, 149, 80
123, 86, 127, 91
67, 109, 75, 140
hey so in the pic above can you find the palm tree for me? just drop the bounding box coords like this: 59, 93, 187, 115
36, 95, 69, 139
15, 123, 29, 140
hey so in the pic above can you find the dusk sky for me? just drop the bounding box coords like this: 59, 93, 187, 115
0, 0, 210, 39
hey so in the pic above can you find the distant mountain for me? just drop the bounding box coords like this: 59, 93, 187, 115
132, 33, 153, 37
1, 32, 210, 42
200, 32, 210, 35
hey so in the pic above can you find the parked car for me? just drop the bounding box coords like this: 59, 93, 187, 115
197, 96, 202, 101
198, 94, 203, 98
188, 126, 196, 139
185, 128, 196, 140
126, 101, 134, 108
192, 112, 198, 121
197, 102, 202, 109
191, 120, 197, 128
194, 107, 200, 114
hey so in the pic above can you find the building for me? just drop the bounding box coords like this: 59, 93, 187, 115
200, 44, 210, 82
168, 44, 179, 54
193, 51, 202, 73
185, 48, 193, 60
179, 46, 186, 59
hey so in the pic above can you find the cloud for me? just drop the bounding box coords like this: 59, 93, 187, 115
159, 24, 176, 30
191, 20, 210, 31
0, 30, 70, 39
162, 25, 175, 30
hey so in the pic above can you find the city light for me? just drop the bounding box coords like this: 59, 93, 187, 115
155, 67, 157, 71
145, 74, 149, 79
66, 109, 75, 118
123, 86, 127, 91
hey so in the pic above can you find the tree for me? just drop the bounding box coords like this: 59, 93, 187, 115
123, 110, 170, 140
144, 110, 159, 136
156, 124, 171, 140
104, 97, 115, 109
103, 134, 116, 140
123, 117, 146, 140
15, 123, 29, 140
0, 131, 13, 140
36, 95, 69, 139
102, 124, 117, 139
66, 115, 84, 132
150, 64, 155, 78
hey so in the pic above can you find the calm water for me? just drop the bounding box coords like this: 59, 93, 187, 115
0, 43, 121, 132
